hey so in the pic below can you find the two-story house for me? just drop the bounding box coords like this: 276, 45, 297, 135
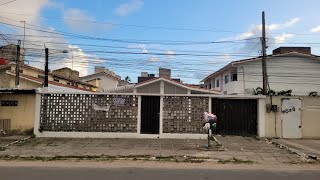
80, 66, 122, 92
202, 47, 320, 95
0, 62, 97, 92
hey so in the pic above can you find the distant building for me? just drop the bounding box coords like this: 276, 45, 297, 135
201, 47, 320, 95
80, 66, 121, 92
0, 44, 25, 63
0, 62, 97, 92
138, 67, 181, 83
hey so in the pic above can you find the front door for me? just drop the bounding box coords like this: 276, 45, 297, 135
141, 96, 160, 134
282, 99, 302, 138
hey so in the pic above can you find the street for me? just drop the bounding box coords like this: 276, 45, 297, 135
0, 161, 319, 180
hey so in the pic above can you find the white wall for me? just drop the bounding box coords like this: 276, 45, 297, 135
81, 74, 119, 92
239, 55, 320, 95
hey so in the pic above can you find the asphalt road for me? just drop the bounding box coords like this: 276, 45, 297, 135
0, 166, 319, 180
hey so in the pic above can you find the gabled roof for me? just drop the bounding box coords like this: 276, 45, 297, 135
6, 62, 96, 88
201, 51, 320, 82
6, 71, 94, 92
80, 71, 120, 81
136, 77, 220, 94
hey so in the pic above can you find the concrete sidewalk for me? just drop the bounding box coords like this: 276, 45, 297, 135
0, 136, 305, 164
273, 139, 320, 160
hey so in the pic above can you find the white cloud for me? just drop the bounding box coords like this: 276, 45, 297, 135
236, 18, 300, 40
54, 45, 102, 76
166, 50, 175, 59
0, 0, 100, 76
128, 44, 148, 53
115, 0, 143, 16
274, 33, 294, 44
63, 8, 112, 32
149, 56, 159, 62
310, 25, 320, 33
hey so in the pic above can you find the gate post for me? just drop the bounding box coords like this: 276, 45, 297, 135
208, 97, 212, 112
137, 95, 141, 134
159, 95, 164, 136
257, 98, 266, 137
33, 93, 42, 137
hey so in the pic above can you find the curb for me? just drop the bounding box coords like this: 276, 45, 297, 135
270, 139, 318, 162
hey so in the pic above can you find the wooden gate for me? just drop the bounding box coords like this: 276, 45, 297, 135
141, 96, 160, 134
212, 98, 257, 136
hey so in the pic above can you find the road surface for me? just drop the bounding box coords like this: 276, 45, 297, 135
0, 162, 319, 180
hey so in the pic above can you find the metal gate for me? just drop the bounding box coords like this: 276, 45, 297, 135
141, 96, 160, 134
212, 98, 257, 136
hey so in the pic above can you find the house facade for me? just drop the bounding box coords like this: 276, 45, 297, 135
0, 62, 97, 92
80, 66, 121, 92
108, 77, 220, 95
202, 47, 320, 95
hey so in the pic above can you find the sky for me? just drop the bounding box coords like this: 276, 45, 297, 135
0, 0, 320, 84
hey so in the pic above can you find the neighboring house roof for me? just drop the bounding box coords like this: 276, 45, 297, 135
135, 77, 220, 94
6, 71, 94, 92
201, 52, 320, 82
6, 62, 96, 88
80, 71, 120, 81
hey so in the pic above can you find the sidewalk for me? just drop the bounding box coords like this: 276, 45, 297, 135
0, 136, 306, 164
273, 139, 320, 160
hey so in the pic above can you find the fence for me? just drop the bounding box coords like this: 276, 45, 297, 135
34, 92, 266, 139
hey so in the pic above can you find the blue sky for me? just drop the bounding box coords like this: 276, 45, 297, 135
0, 0, 320, 83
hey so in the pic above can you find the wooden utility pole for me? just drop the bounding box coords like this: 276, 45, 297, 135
15, 43, 20, 88
44, 48, 49, 88
261, 11, 268, 95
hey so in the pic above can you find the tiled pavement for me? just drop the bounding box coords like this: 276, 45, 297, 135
0, 136, 304, 164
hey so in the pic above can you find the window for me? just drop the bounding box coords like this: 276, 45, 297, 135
225, 75, 229, 84
67, 82, 71, 85
19, 69, 23, 73
231, 74, 237, 81
216, 79, 220, 87
53, 79, 60, 82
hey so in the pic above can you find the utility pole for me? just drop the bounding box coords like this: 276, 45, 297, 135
20, 21, 25, 49
15, 41, 21, 89
261, 11, 268, 95
44, 48, 49, 89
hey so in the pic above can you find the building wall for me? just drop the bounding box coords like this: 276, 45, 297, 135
9, 76, 40, 89
0, 94, 35, 132
81, 74, 118, 92
239, 56, 320, 95
0, 69, 11, 88
137, 81, 161, 93
163, 81, 188, 94
265, 96, 320, 138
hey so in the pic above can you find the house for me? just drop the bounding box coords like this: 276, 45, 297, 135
138, 68, 181, 83
201, 47, 320, 95
108, 77, 220, 94
80, 66, 121, 92
0, 62, 97, 92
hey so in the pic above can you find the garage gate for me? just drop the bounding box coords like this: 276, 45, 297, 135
212, 98, 257, 136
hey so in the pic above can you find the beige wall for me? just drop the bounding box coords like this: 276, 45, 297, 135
164, 81, 188, 94
10, 76, 40, 89
0, 94, 35, 132
265, 96, 320, 138
137, 81, 161, 93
